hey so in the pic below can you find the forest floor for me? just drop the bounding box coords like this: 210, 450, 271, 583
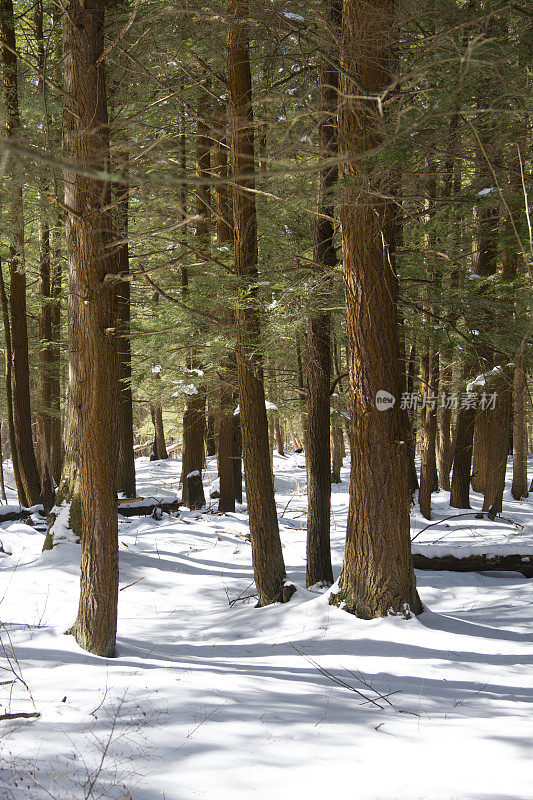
0, 452, 532, 800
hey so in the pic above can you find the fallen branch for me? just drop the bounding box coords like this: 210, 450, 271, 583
0, 711, 40, 721
411, 512, 524, 543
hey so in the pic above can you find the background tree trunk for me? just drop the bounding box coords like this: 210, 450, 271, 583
450, 401, 476, 509
419, 350, 439, 519
114, 155, 136, 498
0, 0, 42, 506
305, 0, 339, 589
438, 361, 454, 492
227, 0, 286, 606
511, 366, 528, 499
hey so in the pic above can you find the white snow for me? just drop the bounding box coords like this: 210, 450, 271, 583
151, 364, 162, 374
282, 11, 305, 22
466, 364, 504, 392
234, 400, 277, 415
1, 453, 532, 799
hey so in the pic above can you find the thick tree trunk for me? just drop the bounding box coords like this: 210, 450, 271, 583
305, 0, 339, 589
227, 0, 287, 606
64, 0, 119, 657
511, 366, 528, 500
0, 0, 42, 507
330, 0, 421, 618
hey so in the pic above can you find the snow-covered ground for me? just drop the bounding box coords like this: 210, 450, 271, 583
1, 453, 532, 800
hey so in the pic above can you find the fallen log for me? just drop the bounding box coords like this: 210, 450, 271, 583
0, 498, 181, 525
117, 498, 181, 518
0, 504, 44, 523
413, 553, 533, 578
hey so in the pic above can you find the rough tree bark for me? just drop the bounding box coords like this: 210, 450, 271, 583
64, 0, 119, 657
479, 370, 513, 518
114, 152, 136, 498
35, 1, 55, 513
438, 361, 454, 492
227, 0, 287, 605
419, 350, 439, 519
213, 105, 237, 513
406, 342, 419, 494
180, 87, 210, 508
511, 366, 528, 500
450, 383, 476, 509
305, 0, 340, 589
0, 258, 25, 505
330, 0, 421, 618
331, 425, 344, 484
0, 0, 42, 507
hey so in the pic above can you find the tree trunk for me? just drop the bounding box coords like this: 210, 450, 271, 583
113, 152, 136, 498
180, 87, 210, 505
232, 409, 242, 504
36, 212, 55, 513
151, 399, 168, 460
213, 106, 236, 512
216, 379, 235, 513
405, 341, 419, 494
511, 366, 528, 499
0, 0, 42, 507
450, 399, 476, 509
34, 3, 55, 513
331, 425, 343, 484
480, 371, 513, 518
438, 362, 454, 492
330, 0, 421, 619
0, 258, 25, 505
64, 0, 119, 657
471, 411, 488, 494
227, 0, 287, 606
181, 393, 206, 509
0, 421, 6, 502
49, 217, 63, 484
305, 0, 339, 589
206, 409, 216, 457
419, 350, 439, 519
274, 415, 285, 457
